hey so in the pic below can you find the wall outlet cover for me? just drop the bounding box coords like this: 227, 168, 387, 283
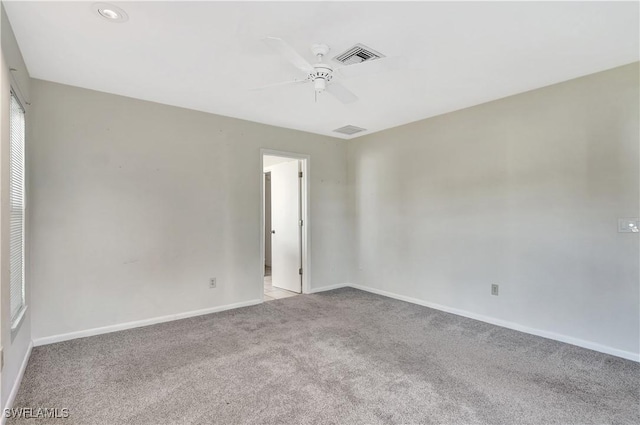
491, 284, 499, 296
209, 278, 217, 289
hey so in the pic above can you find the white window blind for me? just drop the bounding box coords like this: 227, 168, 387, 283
10, 91, 26, 324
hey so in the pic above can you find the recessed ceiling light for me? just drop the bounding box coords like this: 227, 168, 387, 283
93, 3, 128, 23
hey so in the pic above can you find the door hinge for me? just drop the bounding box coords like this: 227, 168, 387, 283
299, 268, 303, 275
298, 171, 303, 178
299, 219, 303, 226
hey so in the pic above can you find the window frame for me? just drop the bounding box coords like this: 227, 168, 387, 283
9, 88, 27, 333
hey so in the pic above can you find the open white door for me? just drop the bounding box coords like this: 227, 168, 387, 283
270, 159, 302, 293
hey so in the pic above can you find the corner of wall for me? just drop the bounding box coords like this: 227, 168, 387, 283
0, 3, 33, 412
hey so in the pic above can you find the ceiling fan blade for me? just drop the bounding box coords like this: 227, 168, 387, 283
263, 37, 315, 74
325, 82, 358, 104
335, 56, 406, 79
250, 79, 309, 91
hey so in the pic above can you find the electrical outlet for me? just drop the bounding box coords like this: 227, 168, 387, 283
491, 284, 499, 296
209, 278, 216, 289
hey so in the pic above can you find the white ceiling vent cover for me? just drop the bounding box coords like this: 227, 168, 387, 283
333, 44, 385, 65
333, 125, 367, 136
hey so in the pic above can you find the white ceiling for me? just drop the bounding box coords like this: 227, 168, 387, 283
4, 1, 639, 139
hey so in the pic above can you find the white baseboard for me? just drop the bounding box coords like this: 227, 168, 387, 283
349, 284, 639, 362
29, 284, 639, 362
32, 283, 351, 347
1, 341, 33, 425
307, 283, 349, 294
33, 299, 262, 347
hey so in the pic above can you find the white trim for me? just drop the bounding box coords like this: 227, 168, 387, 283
10, 305, 27, 333
1, 341, 33, 425
308, 283, 349, 294
349, 284, 640, 362
260, 149, 311, 296
24, 283, 637, 366
32, 299, 262, 347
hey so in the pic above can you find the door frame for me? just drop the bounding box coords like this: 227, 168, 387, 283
260, 149, 310, 298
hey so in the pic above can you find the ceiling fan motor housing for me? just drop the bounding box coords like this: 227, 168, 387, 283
309, 64, 333, 92
309, 44, 333, 92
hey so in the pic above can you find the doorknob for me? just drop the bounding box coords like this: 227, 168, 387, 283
271, 230, 276, 234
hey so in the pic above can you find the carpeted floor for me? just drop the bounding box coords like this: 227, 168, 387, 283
9, 288, 639, 424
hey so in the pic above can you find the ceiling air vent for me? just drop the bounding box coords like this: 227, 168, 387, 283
333, 44, 385, 66
333, 125, 367, 136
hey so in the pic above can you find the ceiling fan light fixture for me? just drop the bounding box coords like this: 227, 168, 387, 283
314, 78, 326, 92
93, 2, 129, 23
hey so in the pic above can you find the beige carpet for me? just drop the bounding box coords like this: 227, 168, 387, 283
8, 288, 639, 424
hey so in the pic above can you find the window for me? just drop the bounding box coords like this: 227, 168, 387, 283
10, 91, 26, 327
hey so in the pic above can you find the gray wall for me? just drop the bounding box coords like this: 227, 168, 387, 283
28, 80, 352, 340
18, 53, 640, 359
348, 63, 639, 357
0, 3, 32, 411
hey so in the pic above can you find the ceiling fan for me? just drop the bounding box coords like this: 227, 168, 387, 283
253, 37, 399, 104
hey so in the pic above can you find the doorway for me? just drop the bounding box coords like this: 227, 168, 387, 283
261, 150, 309, 301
